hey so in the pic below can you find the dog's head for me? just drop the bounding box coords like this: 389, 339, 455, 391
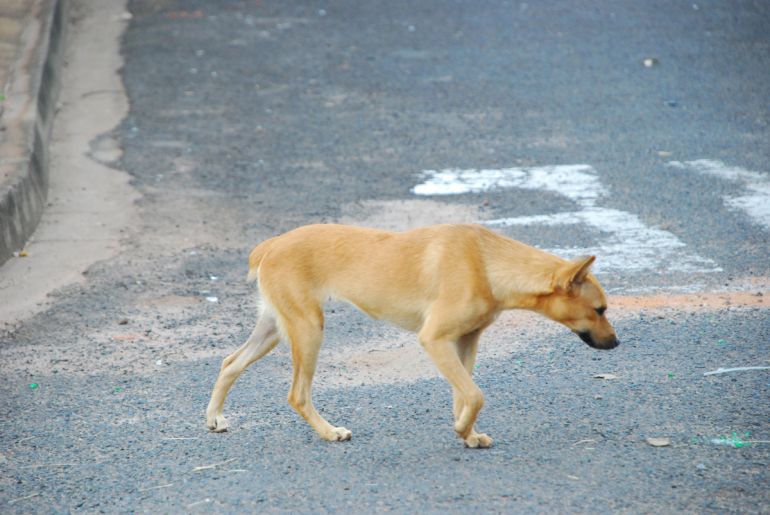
539, 256, 619, 350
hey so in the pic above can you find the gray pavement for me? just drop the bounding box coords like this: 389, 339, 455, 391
1, 0, 769, 513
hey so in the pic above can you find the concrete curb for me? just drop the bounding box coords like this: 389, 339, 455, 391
0, 0, 68, 266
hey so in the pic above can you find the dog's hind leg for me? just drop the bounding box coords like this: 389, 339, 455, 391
284, 307, 352, 442
206, 312, 280, 432
452, 330, 493, 448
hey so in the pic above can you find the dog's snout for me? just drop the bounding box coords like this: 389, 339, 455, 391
577, 331, 619, 350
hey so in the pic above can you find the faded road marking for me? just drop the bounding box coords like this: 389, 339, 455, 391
667, 159, 770, 230
413, 165, 720, 274
412, 165, 606, 203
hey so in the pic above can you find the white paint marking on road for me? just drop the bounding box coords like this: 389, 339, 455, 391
487, 207, 717, 273
667, 159, 770, 230
413, 166, 721, 274
413, 165, 607, 207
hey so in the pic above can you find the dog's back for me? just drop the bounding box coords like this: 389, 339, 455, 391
248, 224, 489, 331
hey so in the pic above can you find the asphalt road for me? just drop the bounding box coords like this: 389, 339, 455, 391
1, 0, 769, 512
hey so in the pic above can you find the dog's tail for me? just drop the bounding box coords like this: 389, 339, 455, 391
246, 237, 276, 283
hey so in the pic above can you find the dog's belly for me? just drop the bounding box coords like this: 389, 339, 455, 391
342, 297, 425, 333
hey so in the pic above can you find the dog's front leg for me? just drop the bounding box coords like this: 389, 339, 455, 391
452, 330, 493, 448
420, 329, 490, 448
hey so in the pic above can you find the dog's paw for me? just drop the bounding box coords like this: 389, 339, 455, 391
206, 415, 229, 433
324, 426, 352, 442
464, 432, 493, 449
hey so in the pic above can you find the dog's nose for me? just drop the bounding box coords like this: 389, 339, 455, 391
577, 331, 619, 350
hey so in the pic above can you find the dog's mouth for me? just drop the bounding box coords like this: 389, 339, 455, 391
577, 331, 619, 350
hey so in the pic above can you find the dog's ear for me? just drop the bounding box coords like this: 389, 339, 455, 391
554, 255, 596, 291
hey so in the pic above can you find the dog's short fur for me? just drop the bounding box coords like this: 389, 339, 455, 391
206, 224, 618, 447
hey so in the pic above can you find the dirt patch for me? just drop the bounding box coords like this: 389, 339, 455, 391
338, 199, 484, 231
141, 294, 204, 313
317, 281, 769, 389
318, 310, 558, 389
610, 279, 769, 316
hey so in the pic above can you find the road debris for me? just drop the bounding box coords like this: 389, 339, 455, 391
166, 10, 204, 19
711, 432, 750, 448
703, 366, 770, 376
28, 383, 39, 390
138, 483, 173, 493
8, 493, 40, 505
186, 498, 213, 508
112, 333, 142, 341
192, 457, 236, 472
643, 57, 658, 67
646, 437, 671, 447
593, 373, 617, 380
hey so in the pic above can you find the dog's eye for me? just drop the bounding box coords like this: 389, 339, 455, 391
595, 307, 606, 316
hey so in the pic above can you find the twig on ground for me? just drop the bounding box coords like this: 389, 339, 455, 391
8, 493, 40, 505
704, 366, 770, 376
572, 438, 598, 446
138, 483, 174, 493
186, 498, 213, 508
192, 457, 236, 472
18, 461, 105, 469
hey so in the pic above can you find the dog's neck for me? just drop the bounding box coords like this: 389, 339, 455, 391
479, 230, 562, 311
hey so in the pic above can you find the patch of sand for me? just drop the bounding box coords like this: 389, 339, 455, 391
338, 199, 484, 231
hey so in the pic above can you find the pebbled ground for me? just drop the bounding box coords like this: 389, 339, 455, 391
1, 0, 768, 512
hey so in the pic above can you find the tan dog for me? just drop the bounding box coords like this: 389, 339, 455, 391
206, 223, 618, 448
